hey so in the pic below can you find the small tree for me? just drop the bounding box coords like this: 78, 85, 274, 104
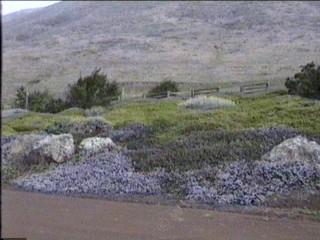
147, 79, 179, 97
285, 62, 320, 99
13, 86, 67, 113
14, 86, 27, 109
66, 68, 120, 108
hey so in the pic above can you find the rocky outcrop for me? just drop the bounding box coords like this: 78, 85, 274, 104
262, 136, 320, 164
2, 133, 75, 167
29, 134, 75, 163
79, 137, 116, 155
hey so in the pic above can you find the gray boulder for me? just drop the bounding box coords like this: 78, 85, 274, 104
2, 134, 44, 166
262, 135, 320, 164
2, 133, 75, 166
79, 137, 116, 155
29, 134, 75, 163
185, 136, 320, 206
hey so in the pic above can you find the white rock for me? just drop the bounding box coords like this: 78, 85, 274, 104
262, 136, 320, 164
79, 137, 116, 153
31, 134, 75, 163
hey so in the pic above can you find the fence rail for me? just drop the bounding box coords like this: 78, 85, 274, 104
113, 81, 271, 104
240, 81, 269, 95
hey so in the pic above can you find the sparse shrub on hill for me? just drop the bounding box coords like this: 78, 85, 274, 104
65, 68, 120, 109
285, 62, 320, 99
13, 86, 66, 113
147, 79, 179, 97
14, 86, 27, 109
46, 97, 68, 113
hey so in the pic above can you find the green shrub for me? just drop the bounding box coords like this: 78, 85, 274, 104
13, 86, 67, 113
285, 62, 320, 99
14, 86, 27, 109
65, 68, 120, 108
45, 97, 68, 113
147, 79, 179, 97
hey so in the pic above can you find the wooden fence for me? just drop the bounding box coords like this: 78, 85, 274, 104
239, 81, 269, 95
114, 81, 270, 103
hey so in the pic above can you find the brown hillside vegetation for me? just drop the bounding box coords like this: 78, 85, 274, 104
2, 1, 320, 104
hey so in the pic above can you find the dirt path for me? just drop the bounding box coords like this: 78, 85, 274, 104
2, 189, 320, 240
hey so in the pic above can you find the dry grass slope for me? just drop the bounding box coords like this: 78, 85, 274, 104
2, 1, 320, 104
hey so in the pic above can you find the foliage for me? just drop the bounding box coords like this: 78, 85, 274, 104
65, 68, 120, 108
46, 97, 68, 113
13, 86, 66, 113
285, 62, 320, 99
147, 79, 179, 97
14, 86, 27, 109
179, 95, 236, 110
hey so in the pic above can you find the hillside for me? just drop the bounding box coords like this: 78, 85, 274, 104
2, 1, 320, 104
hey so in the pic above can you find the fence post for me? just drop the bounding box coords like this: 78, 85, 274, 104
121, 87, 125, 100
25, 89, 29, 110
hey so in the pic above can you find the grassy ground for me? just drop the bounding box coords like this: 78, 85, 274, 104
105, 91, 320, 144
3, 91, 320, 140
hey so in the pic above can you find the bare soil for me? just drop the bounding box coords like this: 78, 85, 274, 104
2, 189, 320, 240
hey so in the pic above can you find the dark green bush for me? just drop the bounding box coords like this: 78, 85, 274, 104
14, 86, 27, 109
147, 79, 179, 97
28, 90, 53, 112
65, 68, 120, 108
285, 62, 320, 99
13, 86, 67, 113
45, 97, 68, 113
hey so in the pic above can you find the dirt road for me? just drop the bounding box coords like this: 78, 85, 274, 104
2, 189, 320, 240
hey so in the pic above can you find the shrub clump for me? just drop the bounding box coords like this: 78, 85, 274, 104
285, 62, 320, 99
66, 68, 120, 108
14, 86, 66, 113
147, 79, 179, 97
179, 95, 236, 110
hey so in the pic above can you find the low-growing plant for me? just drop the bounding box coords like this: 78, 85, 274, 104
179, 95, 236, 110
130, 127, 320, 172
